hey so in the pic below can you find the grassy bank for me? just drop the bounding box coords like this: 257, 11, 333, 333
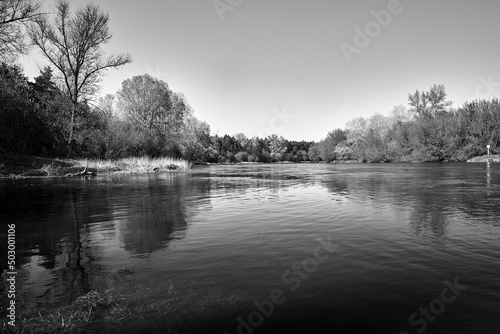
1, 278, 243, 334
0, 155, 192, 178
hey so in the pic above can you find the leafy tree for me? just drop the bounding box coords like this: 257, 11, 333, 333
308, 144, 322, 162
344, 117, 368, 160
117, 74, 188, 156
389, 104, 413, 124
333, 141, 353, 161
286, 140, 314, 162
170, 92, 190, 132
248, 137, 269, 162
234, 151, 248, 162
233, 133, 250, 150
0, 63, 31, 152
408, 84, 451, 119
267, 134, 287, 161
29, 0, 132, 156
179, 115, 211, 162
117, 74, 173, 133
459, 99, 500, 156
408, 89, 427, 116
387, 119, 413, 159
326, 128, 347, 145
116, 74, 209, 159
219, 134, 242, 156
318, 128, 348, 162
0, 63, 67, 154
427, 84, 451, 116
29, 66, 72, 153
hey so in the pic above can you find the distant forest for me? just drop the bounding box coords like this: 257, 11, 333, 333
1, 1, 499, 163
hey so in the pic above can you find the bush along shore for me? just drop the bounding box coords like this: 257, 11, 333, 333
467, 154, 500, 163
0, 155, 191, 178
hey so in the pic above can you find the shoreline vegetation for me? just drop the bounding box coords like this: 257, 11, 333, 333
0, 155, 191, 178
467, 154, 500, 163
2, 153, 498, 179
1, 276, 243, 334
3, 61, 500, 167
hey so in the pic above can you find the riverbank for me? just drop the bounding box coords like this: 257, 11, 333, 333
467, 154, 500, 163
0, 155, 192, 178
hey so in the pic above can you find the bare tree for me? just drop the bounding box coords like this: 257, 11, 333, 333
29, 0, 132, 156
0, 0, 41, 60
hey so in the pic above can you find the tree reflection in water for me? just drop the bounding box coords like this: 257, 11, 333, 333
0, 173, 212, 311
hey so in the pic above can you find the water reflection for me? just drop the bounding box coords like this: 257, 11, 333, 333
315, 164, 500, 239
119, 175, 192, 256
1, 163, 500, 327
487, 162, 491, 194
0, 173, 212, 309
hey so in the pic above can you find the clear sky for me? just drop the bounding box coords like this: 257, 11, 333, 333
19, 0, 500, 141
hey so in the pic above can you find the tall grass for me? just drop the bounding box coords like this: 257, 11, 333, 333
2, 155, 192, 178
2, 278, 241, 334
74, 156, 192, 173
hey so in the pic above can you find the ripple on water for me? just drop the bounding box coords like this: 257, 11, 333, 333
2, 163, 499, 332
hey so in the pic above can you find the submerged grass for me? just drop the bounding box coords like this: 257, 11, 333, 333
1, 278, 243, 334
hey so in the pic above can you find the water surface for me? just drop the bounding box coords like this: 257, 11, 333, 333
1, 163, 499, 333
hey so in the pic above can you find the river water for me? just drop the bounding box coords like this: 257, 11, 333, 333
1, 163, 499, 333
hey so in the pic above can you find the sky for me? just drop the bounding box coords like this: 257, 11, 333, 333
19, 0, 500, 142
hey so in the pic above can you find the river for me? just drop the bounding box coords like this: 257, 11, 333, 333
1, 163, 499, 333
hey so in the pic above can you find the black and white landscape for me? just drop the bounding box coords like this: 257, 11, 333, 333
1, 1, 500, 333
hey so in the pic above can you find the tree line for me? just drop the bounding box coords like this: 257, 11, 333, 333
0, 0, 209, 160
311, 84, 500, 162
0, 0, 315, 163
0, 58, 314, 162
1, 1, 499, 163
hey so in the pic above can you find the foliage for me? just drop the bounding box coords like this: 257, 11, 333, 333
2, 44, 499, 167
0, 63, 69, 154
408, 84, 452, 119
313, 85, 500, 163
115, 74, 210, 160
117, 74, 174, 133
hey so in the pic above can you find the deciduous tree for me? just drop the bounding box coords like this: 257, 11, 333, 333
29, 0, 132, 156
117, 74, 173, 133
408, 84, 451, 118
0, 0, 41, 60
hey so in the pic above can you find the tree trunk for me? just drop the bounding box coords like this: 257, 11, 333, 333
66, 101, 77, 157
188, 148, 196, 163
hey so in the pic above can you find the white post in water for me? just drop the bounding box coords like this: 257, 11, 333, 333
487, 144, 490, 156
